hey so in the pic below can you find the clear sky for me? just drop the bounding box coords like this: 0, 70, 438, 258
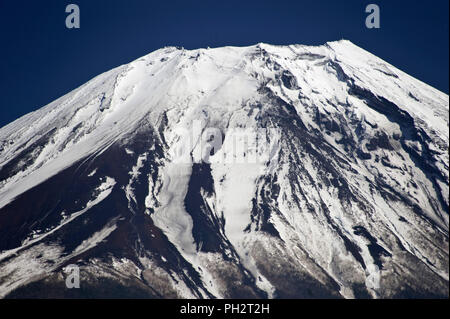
0, 0, 448, 128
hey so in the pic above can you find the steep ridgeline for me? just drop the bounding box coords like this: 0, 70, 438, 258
0, 40, 448, 298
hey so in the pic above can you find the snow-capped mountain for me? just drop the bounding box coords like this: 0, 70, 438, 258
0, 40, 448, 298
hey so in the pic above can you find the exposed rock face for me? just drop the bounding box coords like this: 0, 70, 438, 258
0, 40, 448, 298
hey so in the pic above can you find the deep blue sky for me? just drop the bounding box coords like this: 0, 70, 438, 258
0, 0, 448, 128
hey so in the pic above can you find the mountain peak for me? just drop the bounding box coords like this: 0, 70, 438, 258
0, 40, 448, 299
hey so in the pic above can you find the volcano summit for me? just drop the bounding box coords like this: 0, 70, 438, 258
0, 40, 448, 298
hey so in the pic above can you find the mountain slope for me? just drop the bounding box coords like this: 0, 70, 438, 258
0, 40, 448, 298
